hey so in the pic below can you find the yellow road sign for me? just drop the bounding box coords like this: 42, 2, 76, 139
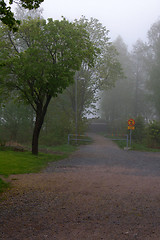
128, 126, 135, 130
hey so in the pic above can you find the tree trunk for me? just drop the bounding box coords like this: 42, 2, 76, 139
32, 118, 42, 155
32, 96, 51, 155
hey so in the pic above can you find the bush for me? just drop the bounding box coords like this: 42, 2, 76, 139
0, 138, 6, 147
132, 116, 145, 143
0, 178, 10, 193
146, 121, 160, 148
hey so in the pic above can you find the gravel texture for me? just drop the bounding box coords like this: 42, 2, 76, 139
0, 133, 160, 239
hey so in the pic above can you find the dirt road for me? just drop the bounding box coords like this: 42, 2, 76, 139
0, 134, 160, 239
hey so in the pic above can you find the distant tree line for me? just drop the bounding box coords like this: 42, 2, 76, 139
100, 19, 160, 138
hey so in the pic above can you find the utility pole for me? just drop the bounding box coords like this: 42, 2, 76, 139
75, 74, 78, 143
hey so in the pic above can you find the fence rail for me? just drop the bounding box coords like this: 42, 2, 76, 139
105, 134, 129, 149
68, 134, 91, 144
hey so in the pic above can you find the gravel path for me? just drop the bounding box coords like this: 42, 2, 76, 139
0, 133, 160, 239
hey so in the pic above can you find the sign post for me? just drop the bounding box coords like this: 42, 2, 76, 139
128, 119, 135, 146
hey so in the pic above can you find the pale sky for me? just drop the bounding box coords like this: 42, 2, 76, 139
41, 0, 160, 50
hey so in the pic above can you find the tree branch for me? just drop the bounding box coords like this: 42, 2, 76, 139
8, 31, 19, 53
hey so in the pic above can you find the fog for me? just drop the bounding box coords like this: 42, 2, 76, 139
41, 0, 160, 49
1, 0, 160, 147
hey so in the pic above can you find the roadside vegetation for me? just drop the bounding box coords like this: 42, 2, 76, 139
1, 5, 160, 193
0, 10, 121, 192
0, 145, 76, 177
115, 140, 160, 152
106, 116, 160, 152
0, 144, 77, 193
100, 19, 160, 155
0, 178, 10, 193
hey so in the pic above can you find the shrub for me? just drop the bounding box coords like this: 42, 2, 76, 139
132, 116, 145, 143
146, 121, 160, 148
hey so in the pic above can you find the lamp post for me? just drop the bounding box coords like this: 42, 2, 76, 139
75, 74, 78, 142
75, 75, 85, 143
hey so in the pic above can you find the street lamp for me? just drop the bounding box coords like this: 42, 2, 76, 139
75, 75, 85, 142
75, 74, 78, 141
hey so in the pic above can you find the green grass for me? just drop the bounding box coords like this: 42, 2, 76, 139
0, 151, 65, 177
114, 139, 160, 152
104, 134, 160, 152
131, 142, 160, 152
0, 144, 77, 177
114, 140, 127, 149
68, 136, 93, 145
39, 144, 77, 153
0, 151, 62, 176
0, 144, 77, 194
0, 178, 10, 193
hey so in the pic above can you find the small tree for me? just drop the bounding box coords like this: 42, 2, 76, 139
0, 101, 34, 143
56, 17, 122, 130
146, 121, 160, 148
132, 116, 145, 143
0, 18, 97, 154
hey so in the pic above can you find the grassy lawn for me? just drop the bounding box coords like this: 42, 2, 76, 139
0, 144, 77, 193
103, 133, 160, 152
0, 151, 63, 176
0, 178, 10, 193
0, 144, 76, 177
39, 144, 77, 153
113, 139, 160, 152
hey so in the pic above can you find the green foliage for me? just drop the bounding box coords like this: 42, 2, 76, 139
0, 178, 10, 193
146, 20, 160, 117
39, 98, 89, 145
100, 37, 134, 124
0, 17, 97, 154
100, 37, 153, 126
0, 143, 76, 193
39, 144, 77, 153
53, 17, 122, 129
146, 121, 160, 148
0, 17, 97, 106
0, 149, 70, 177
0, 0, 20, 31
0, 101, 34, 143
112, 139, 127, 149
0, 0, 44, 31
0, 138, 6, 147
132, 116, 145, 143
115, 139, 160, 152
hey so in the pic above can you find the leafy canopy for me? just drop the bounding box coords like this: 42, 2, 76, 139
0, 17, 97, 154
0, 0, 44, 31
1, 17, 97, 110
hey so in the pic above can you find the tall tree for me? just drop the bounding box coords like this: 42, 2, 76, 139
100, 36, 133, 128
0, 18, 97, 154
131, 40, 152, 119
147, 19, 160, 118
100, 36, 154, 132
58, 17, 122, 128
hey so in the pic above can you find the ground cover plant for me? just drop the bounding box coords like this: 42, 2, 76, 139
0, 145, 76, 177
104, 117, 160, 151
0, 178, 10, 193
38, 144, 77, 153
0, 144, 76, 193
0, 151, 60, 177
112, 138, 160, 152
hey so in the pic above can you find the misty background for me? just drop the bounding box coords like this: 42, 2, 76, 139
41, 0, 160, 49
1, 0, 160, 149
